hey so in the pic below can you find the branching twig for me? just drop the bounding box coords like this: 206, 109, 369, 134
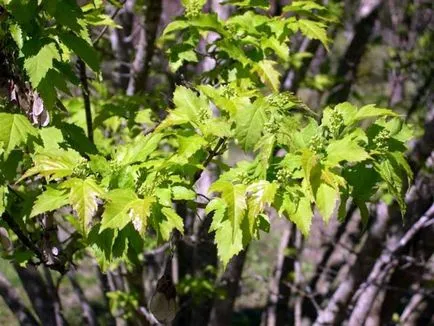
348, 204, 434, 325
92, 0, 127, 45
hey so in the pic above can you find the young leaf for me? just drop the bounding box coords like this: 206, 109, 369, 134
23, 41, 61, 87
300, 19, 329, 49
215, 219, 243, 267
292, 19, 329, 50
115, 133, 162, 166
60, 32, 100, 71
206, 198, 227, 232
326, 135, 369, 166
21, 149, 84, 181
314, 181, 338, 223
353, 104, 397, 122
0, 113, 38, 157
100, 189, 137, 232
279, 188, 313, 235
63, 178, 105, 233
160, 207, 184, 240
235, 98, 267, 151
30, 187, 69, 217
210, 181, 247, 241
158, 86, 209, 129
129, 197, 156, 235
172, 186, 196, 201
246, 181, 277, 236
254, 60, 281, 92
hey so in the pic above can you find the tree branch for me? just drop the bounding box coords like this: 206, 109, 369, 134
78, 58, 94, 144
348, 204, 434, 325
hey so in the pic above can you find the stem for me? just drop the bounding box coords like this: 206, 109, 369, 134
78, 58, 94, 144
2, 212, 44, 262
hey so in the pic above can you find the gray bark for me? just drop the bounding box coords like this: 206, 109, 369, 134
313, 202, 392, 326
348, 204, 434, 326
261, 223, 295, 326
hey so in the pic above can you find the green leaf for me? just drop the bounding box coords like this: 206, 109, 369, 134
280, 187, 313, 235
129, 197, 156, 235
261, 37, 289, 61
355, 199, 370, 228
223, 0, 269, 8
326, 135, 370, 166
210, 181, 247, 241
158, 86, 209, 129
43, 0, 84, 33
235, 98, 267, 151
39, 127, 64, 149
254, 60, 281, 92
100, 189, 138, 232
215, 219, 243, 267
314, 181, 338, 223
353, 104, 397, 122
88, 226, 116, 272
30, 187, 69, 217
160, 207, 184, 240
0, 186, 7, 216
283, 1, 326, 12
171, 134, 207, 164
292, 19, 329, 50
115, 133, 162, 166
343, 163, 379, 201
6, 0, 38, 27
0, 113, 37, 157
63, 178, 104, 233
206, 198, 227, 232
21, 149, 84, 181
301, 148, 318, 186
23, 41, 61, 87
172, 186, 196, 201
375, 154, 409, 215
155, 188, 172, 207
9, 23, 23, 49
246, 181, 277, 237
60, 32, 100, 71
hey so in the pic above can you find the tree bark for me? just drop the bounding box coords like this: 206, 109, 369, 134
0, 271, 39, 326
348, 204, 434, 326
209, 249, 248, 326
313, 202, 393, 326
261, 223, 296, 326
68, 272, 97, 326
327, 0, 382, 104
15, 265, 62, 326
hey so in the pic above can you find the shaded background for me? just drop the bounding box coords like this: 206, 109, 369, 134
0, 0, 433, 325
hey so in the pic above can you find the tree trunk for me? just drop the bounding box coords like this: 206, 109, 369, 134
15, 265, 63, 326
209, 249, 248, 326
261, 223, 295, 326
327, 0, 382, 104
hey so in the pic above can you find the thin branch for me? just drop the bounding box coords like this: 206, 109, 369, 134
92, 0, 127, 45
68, 272, 97, 326
78, 58, 94, 144
1, 212, 44, 263
348, 204, 434, 325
